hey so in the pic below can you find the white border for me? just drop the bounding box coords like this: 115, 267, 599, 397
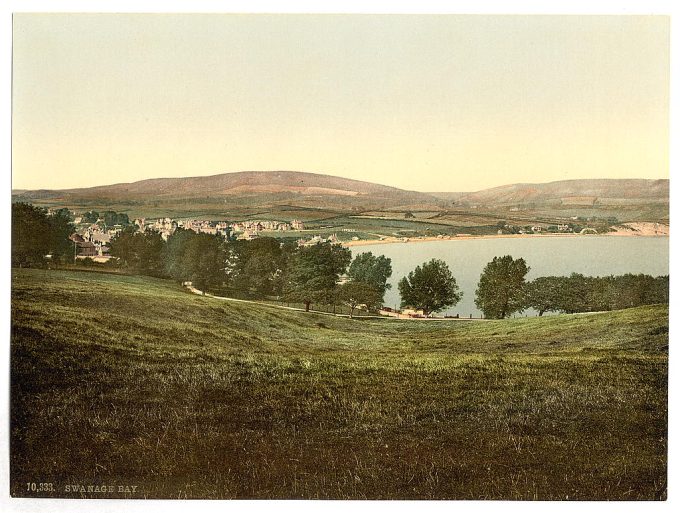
1, 2, 677, 513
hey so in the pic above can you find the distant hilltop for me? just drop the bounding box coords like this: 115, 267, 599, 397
12, 171, 668, 211
11, 170, 438, 210
430, 178, 669, 208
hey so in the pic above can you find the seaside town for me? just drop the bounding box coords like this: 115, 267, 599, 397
59, 206, 668, 265
63, 210, 353, 263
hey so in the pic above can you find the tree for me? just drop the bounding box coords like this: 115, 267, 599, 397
162, 228, 197, 281
475, 255, 529, 319
12, 203, 51, 267
586, 275, 616, 312
554, 273, 592, 313
336, 281, 383, 318
47, 208, 76, 262
398, 259, 462, 316
12, 202, 74, 267
523, 276, 565, 316
523, 273, 670, 315
347, 252, 393, 300
160, 228, 227, 290
53, 207, 74, 222
227, 237, 287, 297
109, 228, 165, 276
81, 211, 100, 223
610, 273, 668, 310
283, 242, 351, 311
102, 210, 130, 227
652, 275, 670, 305
180, 233, 227, 292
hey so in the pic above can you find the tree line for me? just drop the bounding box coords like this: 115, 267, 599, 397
11, 203, 74, 267
12, 202, 668, 318
107, 226, 392, 316
109, 226, 667, 318
399, 255, 668, 319
81, 210, 131, 226
523, 272, 669, 315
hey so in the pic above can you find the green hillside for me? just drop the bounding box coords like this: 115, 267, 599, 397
10, 269, 668, 499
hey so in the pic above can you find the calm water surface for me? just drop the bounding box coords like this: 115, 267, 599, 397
351, 236, 669, 317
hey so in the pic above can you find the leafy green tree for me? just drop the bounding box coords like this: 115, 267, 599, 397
585, 275, 616, 312
524, 273, 669, 315
81, 211, 100, 223
12, 203, 51, 267
109, 228, 165, 276
47, 208, 76, 262
102, 211, 130, 227
347, 252, 393, 300
398, 258, 462, 316
162, 228, 197, 281
108, 226, 136, 267
523, 276, 567, 316
652, 275, 670, 304
53, 208, 74, 222
554, 273, 593, 313
227, 237, 287, 297
611, 273, 668, 310
336, 281, 383, 318
180, 233, 227, 292
12, 202, 74, 267
475, 255, 529, 319
283, 242, 351, 311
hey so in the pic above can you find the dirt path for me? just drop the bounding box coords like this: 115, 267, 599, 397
184, 285, 483, 321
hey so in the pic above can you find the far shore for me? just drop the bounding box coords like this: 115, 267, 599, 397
342, 229, 669, 248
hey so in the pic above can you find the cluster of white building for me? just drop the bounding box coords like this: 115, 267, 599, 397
71, 222, 120, 262
71, 209, 319, 247
297, 233, 340, 246
146, 217, 176, 240
129, 217, 307, 241
132, 217, 231, 240
79, 225, 117, 244
181, 219, 230, 237
230, 219, 305, 233
66, 209, 329, 260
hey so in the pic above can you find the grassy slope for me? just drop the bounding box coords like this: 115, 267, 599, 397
10, 269, 668, 499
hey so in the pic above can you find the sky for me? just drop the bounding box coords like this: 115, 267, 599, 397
11, 13, 670, 192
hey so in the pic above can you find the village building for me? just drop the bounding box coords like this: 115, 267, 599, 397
76, 240, 98, 257
237, 230, 259, 241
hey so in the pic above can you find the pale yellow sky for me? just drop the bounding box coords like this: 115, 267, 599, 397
11, 14, 669, 192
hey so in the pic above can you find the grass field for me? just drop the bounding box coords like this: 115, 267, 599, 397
10, 269, 667, 500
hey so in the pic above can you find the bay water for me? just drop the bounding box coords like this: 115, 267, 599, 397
351, 236, 669, 317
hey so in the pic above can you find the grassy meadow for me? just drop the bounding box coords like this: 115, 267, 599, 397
10, 268, 667, 499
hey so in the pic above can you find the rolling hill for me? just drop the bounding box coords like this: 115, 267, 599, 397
431, 178, 669, 208
12, 170, 441, 210
12, 172, 669, 222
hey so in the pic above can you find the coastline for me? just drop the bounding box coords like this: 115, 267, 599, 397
342, 230, 669, 248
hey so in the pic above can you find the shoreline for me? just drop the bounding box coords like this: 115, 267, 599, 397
342, 231, 669, 248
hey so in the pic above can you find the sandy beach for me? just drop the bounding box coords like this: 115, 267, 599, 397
342, 222, 669, 248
